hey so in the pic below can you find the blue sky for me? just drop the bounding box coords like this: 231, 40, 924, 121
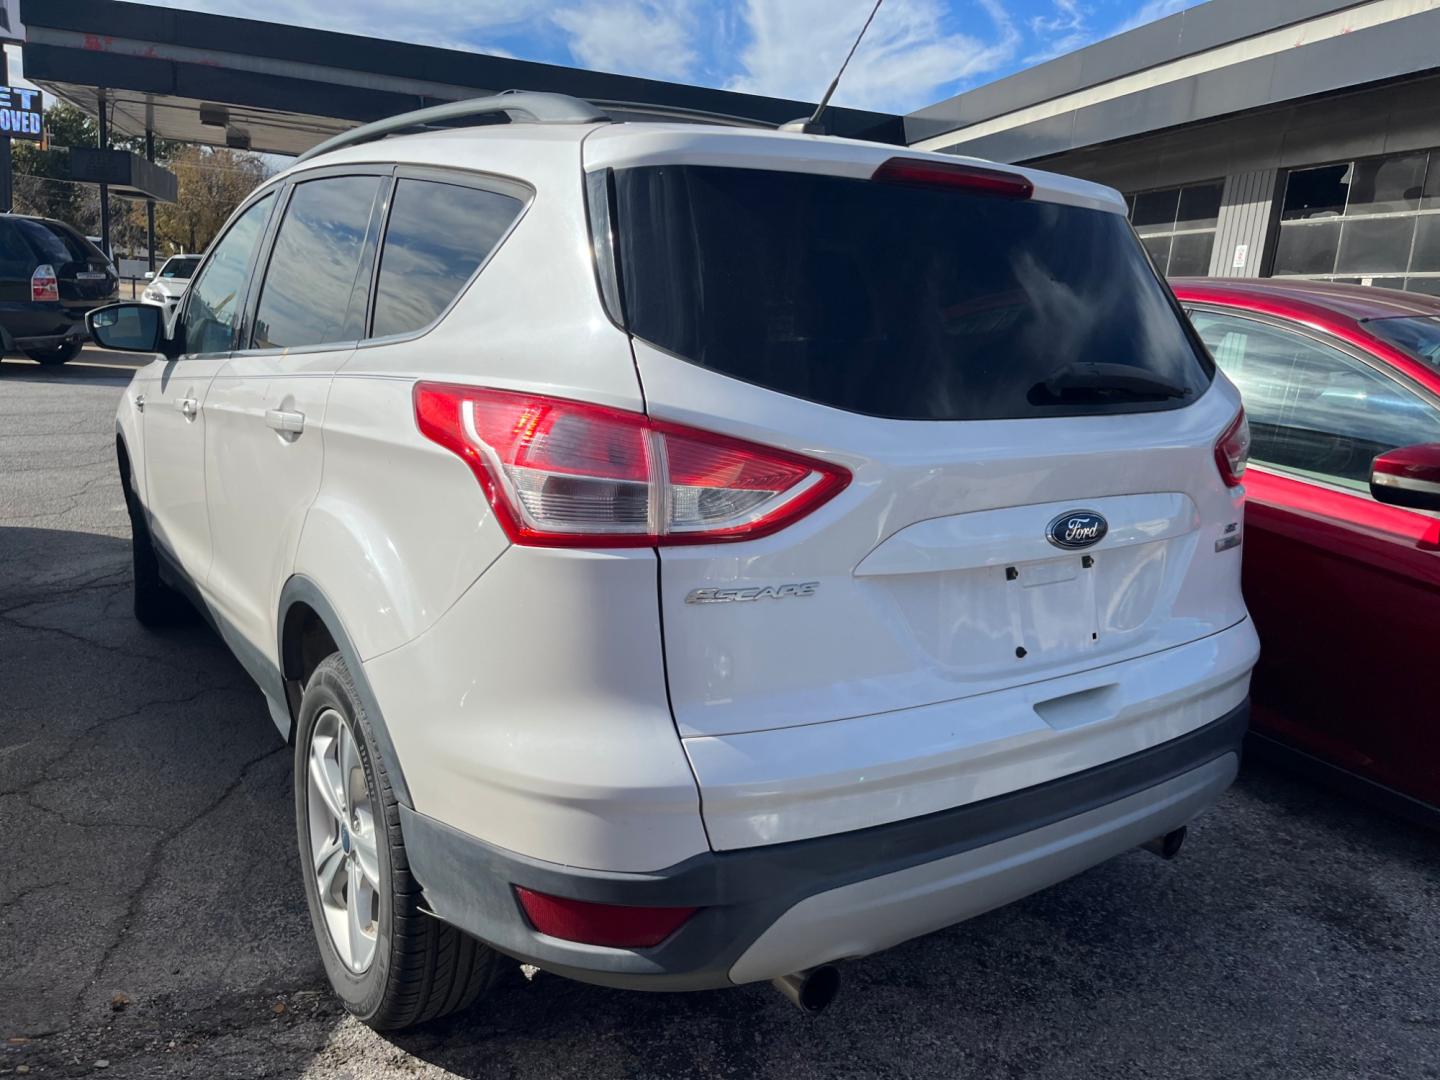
16, 0, 1207, 114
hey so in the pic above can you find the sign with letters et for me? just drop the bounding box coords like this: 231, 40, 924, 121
0, 84, 42, 140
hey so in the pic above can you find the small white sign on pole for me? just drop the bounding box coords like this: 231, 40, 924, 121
1231, 243, 1248, 270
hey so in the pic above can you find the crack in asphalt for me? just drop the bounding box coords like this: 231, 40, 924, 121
0, 603, 206, 679
0, 685, 246, 800
75, 743, 288, 1024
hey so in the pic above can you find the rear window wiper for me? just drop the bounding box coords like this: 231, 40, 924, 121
1028, 362, 1191, 405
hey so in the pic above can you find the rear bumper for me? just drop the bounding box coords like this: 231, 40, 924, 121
1, 303, 89, 350
402, 699, 1247, 991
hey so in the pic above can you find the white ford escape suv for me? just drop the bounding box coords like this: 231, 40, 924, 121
88, 93, 1258, 1028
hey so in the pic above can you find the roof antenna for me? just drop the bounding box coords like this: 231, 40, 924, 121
780, 0, 886, 134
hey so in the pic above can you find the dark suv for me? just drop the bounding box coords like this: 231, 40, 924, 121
0, 213, 118, 365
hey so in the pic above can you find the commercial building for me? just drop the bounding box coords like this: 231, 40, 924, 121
908, 0, 1440, 292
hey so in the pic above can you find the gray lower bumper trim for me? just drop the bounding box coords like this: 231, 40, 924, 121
401, 701, 1248, 991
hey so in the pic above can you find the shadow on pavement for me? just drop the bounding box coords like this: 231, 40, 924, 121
0, 350, 150, 386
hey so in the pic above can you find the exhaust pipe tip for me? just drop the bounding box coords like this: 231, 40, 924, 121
1141, 825, 1187, 860
771, 965, 841, 1014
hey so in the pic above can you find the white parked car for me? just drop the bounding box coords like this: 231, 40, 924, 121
87, 93, 1258, 1029
140, 254, 201, 318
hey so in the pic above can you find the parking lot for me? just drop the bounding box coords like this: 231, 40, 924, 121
1, 350, 1437, 1080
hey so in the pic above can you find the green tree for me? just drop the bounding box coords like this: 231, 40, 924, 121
154, 146, 270, 254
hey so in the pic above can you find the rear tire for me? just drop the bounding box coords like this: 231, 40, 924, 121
23, 341, 83, 365
124, 487, 193, 627
295, 653, 504, 1031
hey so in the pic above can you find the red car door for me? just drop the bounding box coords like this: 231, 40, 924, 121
1190, 307, 1440, 809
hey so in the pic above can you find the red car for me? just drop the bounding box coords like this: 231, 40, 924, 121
1171, 278, 1440, 825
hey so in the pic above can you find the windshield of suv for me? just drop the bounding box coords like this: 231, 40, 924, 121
1366, 315, 1440, 372
160, 256, 201, 280
598, 164, 1213, 421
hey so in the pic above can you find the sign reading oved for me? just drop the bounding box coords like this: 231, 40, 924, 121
0, 84, 42, 140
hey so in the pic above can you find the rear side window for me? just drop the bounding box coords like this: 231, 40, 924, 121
371, 178, 523, 339
603, 165, 1213, 420
0, 220, 33, 277
252, 174, 384, 349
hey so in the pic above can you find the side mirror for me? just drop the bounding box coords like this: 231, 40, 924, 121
87, 302, 174, 356
143, 271, 155, 280
1370, 443, 1440, 512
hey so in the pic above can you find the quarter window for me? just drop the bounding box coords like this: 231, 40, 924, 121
180, 194, 274, 356
251, 175, 384, 350
1191, 309, 1440, 490
370, 178, 523, 339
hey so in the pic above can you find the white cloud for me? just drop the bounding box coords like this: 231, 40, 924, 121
727, 0, 1019, 113
1114, 0, 1191, 34
1025, 0, 1090, 61
551, 1, 699, 81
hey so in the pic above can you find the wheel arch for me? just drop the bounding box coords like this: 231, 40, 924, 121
278, 574, 413, 807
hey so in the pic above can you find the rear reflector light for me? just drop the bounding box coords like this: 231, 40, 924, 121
1214, 408, 1250, 487
414, 383, 850, 547
873, 157, 1034, 199
514, 887, 697, 948
31, 264, 59, 303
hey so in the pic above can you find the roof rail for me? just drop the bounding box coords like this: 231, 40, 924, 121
295, 92, 609, 164
590, 100, 775, 130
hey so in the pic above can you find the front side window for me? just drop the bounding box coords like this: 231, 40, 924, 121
370, 178, 524, 339
251, 175, 383, 350
604, 164, 1212, 420
180, 194, 274, 356
1191, 309, 1440, 490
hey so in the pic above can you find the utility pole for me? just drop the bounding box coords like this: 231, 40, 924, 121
97, 87, 111, 261
146, 128, 156, 271
0, 49, 12, 214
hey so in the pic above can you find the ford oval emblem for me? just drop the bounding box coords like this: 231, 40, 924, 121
1046, 509, 1108, 550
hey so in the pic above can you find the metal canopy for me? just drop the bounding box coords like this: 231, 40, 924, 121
19, 0, 905, 158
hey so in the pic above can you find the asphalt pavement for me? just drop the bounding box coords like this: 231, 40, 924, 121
1, 349, 1437, 1079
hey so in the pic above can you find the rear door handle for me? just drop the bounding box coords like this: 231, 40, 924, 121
133, 393, 145, 412
265, 408, 306, 435
177, 396, 198, 418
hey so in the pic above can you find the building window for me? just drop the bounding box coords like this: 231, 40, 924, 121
1125, 180, 1222, 277
1272, 149, 1440, 294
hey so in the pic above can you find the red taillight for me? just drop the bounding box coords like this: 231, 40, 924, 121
514, 887, 697, 948
1215, 409, 1250, 487
415, 383, 850, 547
873, 157, 1034, 199
31, 264, 59, 303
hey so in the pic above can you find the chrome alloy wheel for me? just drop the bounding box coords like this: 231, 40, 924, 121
306, 708, 381, 973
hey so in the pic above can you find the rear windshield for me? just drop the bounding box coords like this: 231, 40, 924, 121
599, 165, 1212, 420
161, 257, 200, 280
1366, 315, 1440, 372
17, 220, 95, 267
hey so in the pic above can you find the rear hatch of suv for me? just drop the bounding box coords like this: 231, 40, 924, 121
16, 218, 117, 313
582, 130, 1248, 786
